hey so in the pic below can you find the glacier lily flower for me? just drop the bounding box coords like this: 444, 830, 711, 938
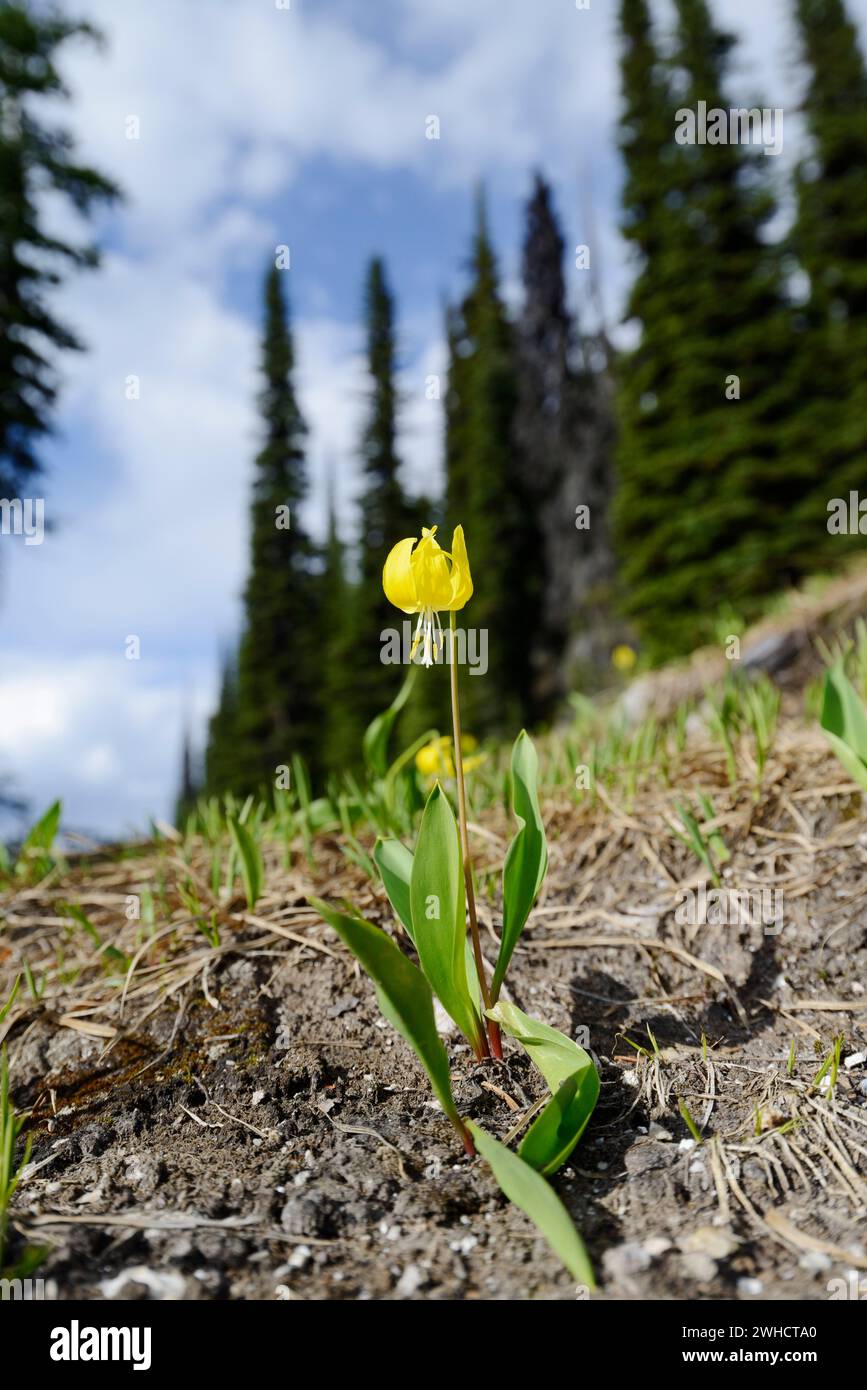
382, 525, 472, 667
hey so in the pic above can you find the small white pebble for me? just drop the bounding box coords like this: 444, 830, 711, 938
799, 1251, 831, 1273
737, 1277, 763, 1295
844, 1052, 866, 1070
678, 1138, 696, 1153
288, 1245, 311, 1269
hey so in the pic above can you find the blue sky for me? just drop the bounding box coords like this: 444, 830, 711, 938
1, 0, 865, 840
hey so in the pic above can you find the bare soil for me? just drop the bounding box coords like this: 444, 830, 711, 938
3, 720, 867, 1301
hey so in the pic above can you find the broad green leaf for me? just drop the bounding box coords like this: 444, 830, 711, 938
488, 1001, 599, 1176
493, 732, 548, 999
410, 784, 484, 1053
374, 838, 415, 942
228, 816, 263, 909
465, 938, 482, 1018
820, 662, 867, 791
375, 831, 481, 1008
363, 669, 416, 778
467, 1121, 595, 1288
310, 897, 464, 1139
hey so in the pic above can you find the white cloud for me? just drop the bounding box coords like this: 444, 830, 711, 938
5, 0, 861, 837
0, 656, 211, 836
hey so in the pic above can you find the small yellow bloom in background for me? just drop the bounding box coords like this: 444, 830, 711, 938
612, 644, 637, 673
415, 735, 484, 779
383, 525, 472, 667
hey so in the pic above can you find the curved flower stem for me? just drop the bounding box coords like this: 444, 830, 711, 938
449, 613, 502, 1062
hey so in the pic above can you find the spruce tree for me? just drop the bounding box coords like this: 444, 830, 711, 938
614, 0, 796, 660
353, 258, 415, 725
174, 727, 200, 828
234, 265, 319, 793
0, 3, 118, 493
444, 192, 536, 733
789, 0, 867, 564
204, 649, 240, 797
319, 485, 362, 775
515, 173, 618, 708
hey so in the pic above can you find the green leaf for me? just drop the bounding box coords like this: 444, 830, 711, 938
15, 799, 61, 881
820, 661, 867, 791
493, 732, 548, 999
310, 898, 465, 1141
228, 816, 263, 909
0, 977, 21, 1027
673, 799, 720, 887
467, 1121, 595, 1288
363, 669, 416, 778
58, 903, 128, 972
488, 1001, 599, 1175
410, 784, 484, 1053
374, 838, 415, 942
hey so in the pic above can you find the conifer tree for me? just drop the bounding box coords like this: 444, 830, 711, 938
789, 0, 867, 562
174, 727, 200, 828
444, 192, 536, 732
319, 484, 362, 775
614, 0, 795, 659
353, 258, 415, 726
204, 649, 240, 797
234, 265, 319, 792
515, 173, 618, 708
0, 3, 118, 493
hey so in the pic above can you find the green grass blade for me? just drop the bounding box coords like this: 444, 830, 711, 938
820, 661, 867, 789
228, 816, 263, 909
493, 732, 548, 1000
467, 1121, 595, 1288
15, 799, 61, 881
410, 783, 484, 1053
0, 978, 21, 1027
362, 669, 416, 778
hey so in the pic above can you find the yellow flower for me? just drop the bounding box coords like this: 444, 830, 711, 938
415, 735, 484, 779
612, 644, 637, 673
383, 525, 472, 667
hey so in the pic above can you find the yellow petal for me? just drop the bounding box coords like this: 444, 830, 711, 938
415, 743, 440, 776
383, 536, 420, 613
410, 529, 452, 610
612, 644, 637, 672
445, 525, 473, 610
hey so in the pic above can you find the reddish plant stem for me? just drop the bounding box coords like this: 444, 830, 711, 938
449, 613, 503, 1062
